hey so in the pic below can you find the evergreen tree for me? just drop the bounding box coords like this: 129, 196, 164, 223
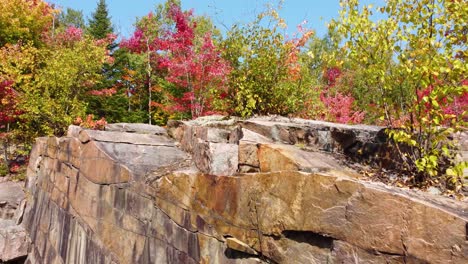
85, 0, 145, 122
88, 0, 113, 39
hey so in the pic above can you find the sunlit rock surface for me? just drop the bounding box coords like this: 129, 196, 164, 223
22, 117, 468, 263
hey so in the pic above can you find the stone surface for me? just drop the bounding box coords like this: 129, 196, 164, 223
152, 170, 468, 263
330, 240, 406, 263
0, 219, 28, 262
78, 129, 175, 146
0, 181, 29, 262
105, 123, 167, 135
193, 142, 238, 176
66, 125, 82, 138
240, 117, 390, 166
0, 181, 24, 220
226, 237, 258, 256
22, 119, 468, 264
257, 143, 345, 173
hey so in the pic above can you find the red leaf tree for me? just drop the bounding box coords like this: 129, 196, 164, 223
0, 80, 19, 128
0, 80, 20, 166
320, 67, 365, 124
121, 4, 231, 119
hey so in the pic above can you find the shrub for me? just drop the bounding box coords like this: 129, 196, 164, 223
0, 162, 8, 177
331, 0, 468, 191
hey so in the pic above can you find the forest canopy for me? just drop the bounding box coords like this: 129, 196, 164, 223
0, 0, 466, 191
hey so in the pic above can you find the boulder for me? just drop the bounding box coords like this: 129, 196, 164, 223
0, 181, 28, 262
0, 219, 28, 262
0, 181, 24, 220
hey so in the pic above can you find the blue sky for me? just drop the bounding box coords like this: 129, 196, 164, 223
47, 0, 383, 38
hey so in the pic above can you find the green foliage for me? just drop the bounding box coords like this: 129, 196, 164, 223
331, 0, 468, 190
0, 0, 110, 142
88, 0, 113, 40
220, 7, 314, 117
0, 162, 7, 177
446, 161, 468, 190
11, 172, 26, 181
193, 15, 222, 46
84, 0, 133, 124
26, 38, 107, 138
58, 8, 86, 29
305, 29, 340, 79
7, 37, 108, 140
85, 48, 137, 121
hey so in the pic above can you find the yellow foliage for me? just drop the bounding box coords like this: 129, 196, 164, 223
0, 0, 56, 46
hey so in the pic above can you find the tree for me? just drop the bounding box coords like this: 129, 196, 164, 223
0, 27, 111, 140
0, 0, 54, 47
121, 1, 226, 123
0, 0, 111, 141
88, 0, 113, 40
58, 8, 86, 29
306, 29, 341, 79
84, 47, 149, 123
220, 6, 314, 117
330, 0, 467, 188
157, 5, 231, 118
0, 81, 18, 127
120, 15, 162, 124
0, 80, 20, 167
85, 0, 132, 123
128, 0, 183, 124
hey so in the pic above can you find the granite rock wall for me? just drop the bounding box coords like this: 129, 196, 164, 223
22, 117, 468, 263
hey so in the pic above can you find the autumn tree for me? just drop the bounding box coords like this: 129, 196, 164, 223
0, 81, 18, 129
0, 0, 110, 141
329, 0, 467, 188
120, 14, 164, 124
220, 6, 314, 117
0, 81, 19, 167
121, 1, 227, 123
84, 48, 148, 123
0, 0, 54, 46
158, 5, 231, 118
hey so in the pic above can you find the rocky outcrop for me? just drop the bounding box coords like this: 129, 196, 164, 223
22, 118, 468, 263
0, 181, 28, 262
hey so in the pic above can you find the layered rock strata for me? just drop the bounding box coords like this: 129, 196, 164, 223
22, 117, 468, 263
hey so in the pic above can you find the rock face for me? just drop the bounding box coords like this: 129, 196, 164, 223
0, 181, 29, 262
22, 117, 468, 264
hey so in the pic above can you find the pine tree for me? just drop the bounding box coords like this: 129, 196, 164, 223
86, 1, 140, 123
88, 0, 113, 39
